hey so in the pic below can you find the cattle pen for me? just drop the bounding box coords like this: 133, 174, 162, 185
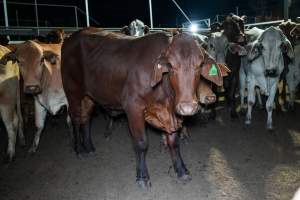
1, 1, 300, 200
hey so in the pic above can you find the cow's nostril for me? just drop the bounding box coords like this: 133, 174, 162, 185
25, 85, 41, 94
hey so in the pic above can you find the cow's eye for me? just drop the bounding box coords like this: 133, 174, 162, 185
259, 44, 264, 50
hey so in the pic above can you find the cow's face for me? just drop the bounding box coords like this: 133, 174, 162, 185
248, 27, 294, 76
1, 41, 59, 94
129, 19, 149, 37
222, 14, 246, 43
207, 32, 228, 64
151, 34, 205, 116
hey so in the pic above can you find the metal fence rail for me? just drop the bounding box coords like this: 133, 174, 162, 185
0, 1, 100, 29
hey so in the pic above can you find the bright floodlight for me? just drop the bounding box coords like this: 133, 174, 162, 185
189, 24, 198, 33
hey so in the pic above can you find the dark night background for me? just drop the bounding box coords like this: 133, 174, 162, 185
0, 0, 299, 27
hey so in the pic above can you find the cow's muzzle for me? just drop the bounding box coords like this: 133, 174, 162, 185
201, 95, 216, 105
24, 85, 42, 94
264, 69, 278, 77
176, 101, 199, 116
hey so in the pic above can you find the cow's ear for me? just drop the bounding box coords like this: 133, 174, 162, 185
241, 15, 247, 22
42, 51, 58, 65
120, 26, 130, 35
281, 39, 294, 59
144, 25, 150, 34
200, 56, 225, 86
248, 42, 262, 61
151, 56, 169, 87
228, 43, 247, 56
0, 51, 17, 65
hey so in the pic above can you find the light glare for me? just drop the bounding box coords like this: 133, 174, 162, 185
189, 24, 198, 33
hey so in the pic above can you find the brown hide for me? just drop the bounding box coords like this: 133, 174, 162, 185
144, 101, 182, 134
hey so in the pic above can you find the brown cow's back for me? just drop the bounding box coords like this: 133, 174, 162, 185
62, 30, 171, 109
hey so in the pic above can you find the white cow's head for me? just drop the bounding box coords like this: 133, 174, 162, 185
248, 26, 294, 77
207, 32, 247, 65
129, 19, 149, 37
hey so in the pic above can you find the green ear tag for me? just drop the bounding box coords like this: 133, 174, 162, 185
209, 64, 218, 76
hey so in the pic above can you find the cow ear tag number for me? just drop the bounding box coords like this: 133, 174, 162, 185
209, 64, 218, 76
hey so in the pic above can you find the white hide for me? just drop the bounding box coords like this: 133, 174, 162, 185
245, 27, 289, 130
286, 43, 300, 108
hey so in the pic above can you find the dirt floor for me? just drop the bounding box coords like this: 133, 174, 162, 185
1, 102, 300, 200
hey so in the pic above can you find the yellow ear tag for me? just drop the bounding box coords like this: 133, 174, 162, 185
209, 64, 218, 76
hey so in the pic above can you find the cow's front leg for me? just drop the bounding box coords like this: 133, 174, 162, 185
266, 82, 277, 131
229, 76, 238, 118
166, 132, 191, 182
104, 117, 114, 139
29, 100, 47, 153
1, 106, 18, 162
126, 106, 150, 188
245, 78, 256, 126
239, 67, 247, 114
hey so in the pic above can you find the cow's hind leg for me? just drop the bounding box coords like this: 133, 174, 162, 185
245, 78, 256, 127
80, 96, 95, 154
166, 132, 191, 182
266, 83, 277, 131
255, 87, 263, 109
239, 66, 247, 114
28, 101, 47, 153
229, 76, 238, 118
67, 96, 85, 156
1, 106, 18, 162
104, 116, 114, 140
126, 105, 151, 188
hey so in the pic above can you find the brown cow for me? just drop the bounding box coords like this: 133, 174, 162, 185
209, 14, 247, 119
279, 21, 297, 46
0, 40, 71, 153
61, 28, 225, 188
0, 45, 24, 162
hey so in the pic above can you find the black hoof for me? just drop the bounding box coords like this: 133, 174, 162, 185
177, 173, 192, 184
230, 112, 239, 119
267, 127, 275, 133
76, 153, 85, 159
136, 179, 152, 189
19, 139, 26, 148
3, 155, 14, 164
239, 108, 247, 116
243, 123, 251, 130
209, 111, 217, 120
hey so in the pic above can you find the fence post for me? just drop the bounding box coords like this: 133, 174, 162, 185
74, 6, 78, 28
148, 0, 153, 28
85, 0, 90, 27
3, 0, 9, 28
34, 0, 39, 35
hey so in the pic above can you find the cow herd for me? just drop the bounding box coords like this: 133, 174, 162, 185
0, 15, 300, 188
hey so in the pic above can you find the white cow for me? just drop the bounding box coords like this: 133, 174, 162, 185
239, 27, 264, 112
245, 26, 294, 130
286, 43, 300, 109
121, 19, 150, 37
